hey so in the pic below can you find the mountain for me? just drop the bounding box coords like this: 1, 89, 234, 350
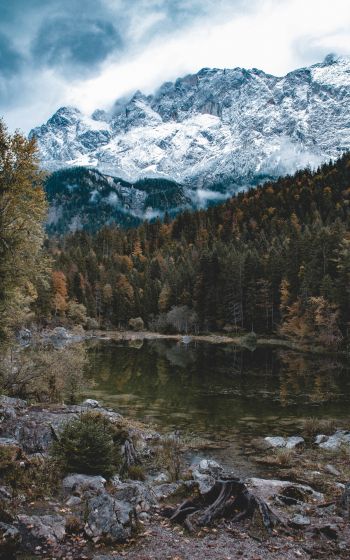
31, 54, 350, 196
44, 168, 191, 234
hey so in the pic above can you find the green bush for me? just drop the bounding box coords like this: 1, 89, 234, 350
52, 413, 119, 477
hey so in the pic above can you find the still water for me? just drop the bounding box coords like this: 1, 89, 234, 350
84, 339, 350, 474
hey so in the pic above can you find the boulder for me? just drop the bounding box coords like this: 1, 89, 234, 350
190, 459, 224, 494
318, 431, 350, 450
17, 328, 32, 342
285, 436, 305, 449
0, 401, 122, 455
0, 438, 20, 447
82, 399, 101, 408
264, 436, 287, 448
324, 464, 341, 476
62, 474, 106, 497
246, 478, 323, 505
0, 396, 27, 410
52, 327, 70, 339
290, 514, 311, 528
18, 514, 66, 544
263, 436, 305, 449
315, 434, 327, 445
111, 480, 157, 511
0, 396, 27, 424
0, 522, 21, 558
84, 493, 134, 543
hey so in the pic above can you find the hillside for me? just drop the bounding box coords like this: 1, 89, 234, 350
46, 152, 350, 347
45, 167, 191, 234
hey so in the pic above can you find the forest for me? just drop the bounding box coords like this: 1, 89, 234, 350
2, 119, 350, 348
40, 152, 350, 349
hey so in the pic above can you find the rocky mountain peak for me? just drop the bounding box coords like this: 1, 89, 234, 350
30, 56, 350, 188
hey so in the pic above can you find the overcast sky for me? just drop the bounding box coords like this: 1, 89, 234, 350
1, 0, 350, 133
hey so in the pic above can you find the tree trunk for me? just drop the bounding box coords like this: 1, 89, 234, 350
168, 476, 280, 537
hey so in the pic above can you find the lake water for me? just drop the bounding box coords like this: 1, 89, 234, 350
84, 339, 350, 475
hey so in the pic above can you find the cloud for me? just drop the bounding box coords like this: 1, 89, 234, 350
0, 33, 24, 77
32, 17, 123, 76
1, 0, 350, 133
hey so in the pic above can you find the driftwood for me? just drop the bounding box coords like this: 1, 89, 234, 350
169, 476, 280, 536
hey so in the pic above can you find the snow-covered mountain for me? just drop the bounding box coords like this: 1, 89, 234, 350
31, 54, 350, 197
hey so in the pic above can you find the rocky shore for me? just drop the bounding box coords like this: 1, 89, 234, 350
1, 396, 349, 559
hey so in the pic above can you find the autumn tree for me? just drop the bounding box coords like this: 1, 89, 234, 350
0, 120, 48, 337
51, 271, 68, 316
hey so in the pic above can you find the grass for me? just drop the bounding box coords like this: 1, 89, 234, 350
153, 436, 184, 482
301, 417, 338, 438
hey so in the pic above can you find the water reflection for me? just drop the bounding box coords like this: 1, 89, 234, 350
85, 340, 350, 434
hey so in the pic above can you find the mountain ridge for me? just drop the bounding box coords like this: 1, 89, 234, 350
31, 54, 350, 192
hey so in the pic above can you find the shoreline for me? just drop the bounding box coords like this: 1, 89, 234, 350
88, 329, 335, 355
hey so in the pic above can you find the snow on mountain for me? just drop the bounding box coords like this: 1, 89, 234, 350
31, 55, 350, 193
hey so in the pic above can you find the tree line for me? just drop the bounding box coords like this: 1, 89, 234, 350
2, 118, 350, 349
44, 153, 350, 348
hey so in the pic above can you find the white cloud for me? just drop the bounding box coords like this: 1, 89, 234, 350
3, 0, 350, 132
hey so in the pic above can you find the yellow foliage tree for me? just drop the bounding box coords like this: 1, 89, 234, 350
0, 120, 48, 337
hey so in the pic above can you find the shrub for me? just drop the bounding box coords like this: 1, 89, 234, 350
52, 413, 119, 477
241, 331, 257, 350
128, 317, 145, 331
154, 436, 184, 481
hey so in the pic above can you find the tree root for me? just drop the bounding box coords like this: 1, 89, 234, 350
168, 476, 280, 536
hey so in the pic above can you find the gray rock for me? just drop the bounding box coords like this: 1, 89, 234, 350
0, 401, 122, 455
264, 435, 304, 449
0, 396, 27, 424
246, 478, 324, 505
0, 396, 27, 409
62, 474, 106, 496
66, 496, 82, 507
324, 464, 341, 476
290, 514, 311, 528
197, 459, 223, 476
82, 399, 101, 408
0, 437, 20, 447
285, 436, 305, 449
111, 480, 157, 510
84, 493, 134, 543
315, 434, 327, 445
151, 472, 169, 483
0, 522, 21, 557
18, 514, 66, 544
52, 327, 70, 339
318, 430, 350, 450
264, 436, 287, 448
17, 328, 32, 341
190, 459, 223, 494
0, 486, 12, 501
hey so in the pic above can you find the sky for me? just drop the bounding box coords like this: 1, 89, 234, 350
1, 0, 350, 133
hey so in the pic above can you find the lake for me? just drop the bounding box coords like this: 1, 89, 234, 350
84, 339, 350, 475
